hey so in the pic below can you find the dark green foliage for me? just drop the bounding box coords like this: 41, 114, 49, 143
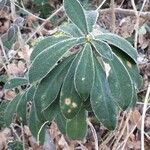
4, 77, 28, 89
4, 0, 142, 144
0, 102, 8, 128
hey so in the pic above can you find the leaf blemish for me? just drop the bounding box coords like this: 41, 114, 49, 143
41, 95, 46, 100
104, 62, 111, 77
68, 109, 71, 113
127, 61, 132, 68
82, 77, 85, 81
72, 102, 77, 108
65, 98, 71, 105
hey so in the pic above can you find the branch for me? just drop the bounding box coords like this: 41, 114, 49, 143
99, 8, 150, 20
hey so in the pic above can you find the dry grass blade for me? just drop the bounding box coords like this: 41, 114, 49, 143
87, 119, 98, 150
141, 84, 150, 150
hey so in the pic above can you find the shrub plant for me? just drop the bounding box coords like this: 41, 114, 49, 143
4, 0, 142, 144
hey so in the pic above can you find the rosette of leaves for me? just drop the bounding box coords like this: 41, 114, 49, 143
4, 0, 142, 144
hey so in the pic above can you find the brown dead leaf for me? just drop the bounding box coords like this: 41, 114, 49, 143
7, 61, 26, 76
0, 7, 10, 34
4, 90, 16, 100
29, 137, 43, 150
127, 140, 141, 150
138, 34, 149, 50
26, 15, 37, 28
18, 45, 30, 62
0, 128, 11, 150
58, 135, 70, 150
130, 110, 141, 129
116, 16, 135, 38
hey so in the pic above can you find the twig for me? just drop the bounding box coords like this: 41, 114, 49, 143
96, 0, 107, 11
110, 0, 116, 33
141, 84, 150, 150
110, 112, 126, 148
120, 105, 150, 150
0, 38, 10, 75
99, 132, 115, 149
25, 6, 63, 44
14, 2, 46, 21
139, 0, 148, 15
112, 111, 132, 150
99, 8, 150, 20
10, 0, 17, 20
87, 119, 98, 150
131, 0, 139, 49
10, 124, 21, 141
21, 123, 25, 150
76, 141, 88, 150
0, 38, 9, 63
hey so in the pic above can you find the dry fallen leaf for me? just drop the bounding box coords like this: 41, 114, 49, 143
0, 9, 10, 34
0, 128, 11, 150
4, 90, 16, 100
130, 109, 141, 129
7, 61, 26, 76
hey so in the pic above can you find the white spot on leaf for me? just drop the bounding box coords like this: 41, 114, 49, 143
68, 109, 71, 113
103, 62, 111, 77
72, 102, 77, 108
65, 98, 71, 105
82, 78, 85, 81
127, 61, 132, 68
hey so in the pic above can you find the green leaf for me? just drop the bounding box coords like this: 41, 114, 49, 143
95, 33, 137, 62
29, 38, 83, 83
60, 51, 83, 119
17, 92, 28, 124
31, 36, 69, 61
26, 86, 36, 102
0, 102, 8, 128
66, 108, 87, 140
85, 10, 98, 33
83, 97, 92, 112
104, 54, 134, 110
60, 23, 83, 38
55, 112, 67, 134
90, 57, 117, 130
33, 92, 46, 123
4, 94, 21, 126
29, 102, 47, 145
129, 88, 138, 107
4, 78, 28, 89
42, 97, 59, 121
112, 47, 143, 90
2, 25, 18, 50
92, 39, 113, 60
34, 55, 75, 111
64, 0, 88, 34
74, 43, 94, 100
